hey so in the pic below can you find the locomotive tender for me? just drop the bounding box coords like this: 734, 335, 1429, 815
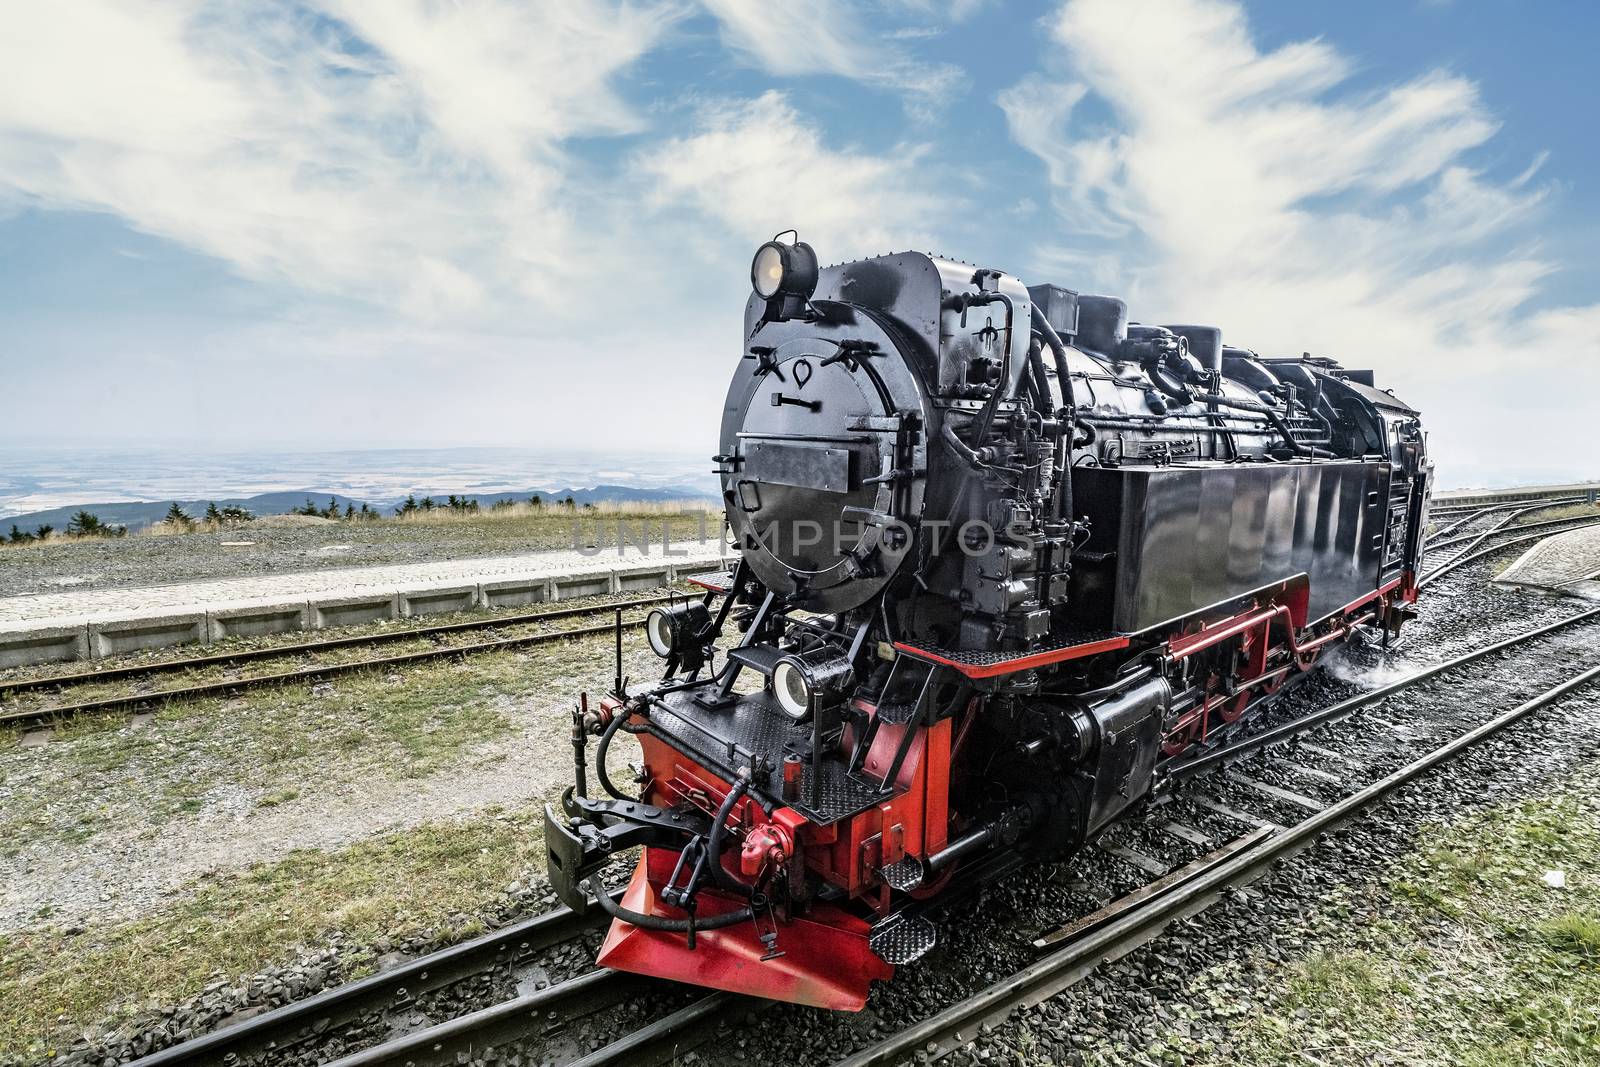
546, 236, 1430, 1009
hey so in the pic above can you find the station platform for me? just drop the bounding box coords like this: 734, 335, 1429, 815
0, 543, 732, 669
1494, 525, 1600, 599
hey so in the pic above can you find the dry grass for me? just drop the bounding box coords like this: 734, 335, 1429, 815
0, 807, 550, 1062
394, 499, 716, 525
1514, 503, 1600, 525
0, 500, 721, 553
0, 531, 122, 552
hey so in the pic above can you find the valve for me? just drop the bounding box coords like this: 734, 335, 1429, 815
740, 824, 791, 878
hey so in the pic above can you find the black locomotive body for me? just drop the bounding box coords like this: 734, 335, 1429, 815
546, 240, 1429, 1009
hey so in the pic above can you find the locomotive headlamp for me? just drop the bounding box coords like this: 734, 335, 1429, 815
750, 233, 818, 322
771, 647, 854, 721
752, 243, 787, 299
645, 601, 713, 660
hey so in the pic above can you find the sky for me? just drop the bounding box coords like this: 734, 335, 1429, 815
2, 0, 1597, 489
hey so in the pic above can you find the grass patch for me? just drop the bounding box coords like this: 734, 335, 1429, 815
1514, 503, 1600, 525
0, 502, 721, 556
0, 808, 547, 1062
1175, 766, 1600, 1066
0, 623, 657, 852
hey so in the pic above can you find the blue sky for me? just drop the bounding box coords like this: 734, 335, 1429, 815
2, 0, 1597, 488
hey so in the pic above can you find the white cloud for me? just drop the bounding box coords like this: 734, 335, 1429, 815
0, 2, 967, 455
699, 0, 964, 111
633, 91, 943, 256
1000, 0, 1597, 486
0, 0, 683, 318
884, 0, 994, 22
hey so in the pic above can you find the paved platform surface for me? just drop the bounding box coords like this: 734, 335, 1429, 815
0, 542, 732, 668
1495, 525, 1600, 597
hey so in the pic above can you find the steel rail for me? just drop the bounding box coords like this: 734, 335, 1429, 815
1430, 506, 1501, 539
323, 969, 650, 1067
1424, 511, 1600, 555
1428, 496, 1584, 537
1162, 605, 1600, 782
1420, 519, 1600, 589
1429, 493, 1585, 518
567, 992, 742, 1067
0, 593, 682, 698
1420, 503, 1600, 580
1, 617, 649, 728
128, 899, 616, 1067
834, 660, 1600, 1067
318, 978, 743, 1067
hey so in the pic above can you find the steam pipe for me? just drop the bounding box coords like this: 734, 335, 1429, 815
925, 802, 1034, 872
1204, 394, 1334, 456
925, 821, 1003, 872
1031, 316, 1077, 529
1026, 336, 1051, 413
964, 292, 1018, 448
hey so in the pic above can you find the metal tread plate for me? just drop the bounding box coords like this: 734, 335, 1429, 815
684, 570, 734, 593
874, 701, 918, 725
649, 689, 884, 824
728, 645, 784, 675
869, 912, 938, 965
878, 856, 924, 892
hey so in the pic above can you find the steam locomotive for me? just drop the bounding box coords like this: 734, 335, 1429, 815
545, 237, 1430, 1009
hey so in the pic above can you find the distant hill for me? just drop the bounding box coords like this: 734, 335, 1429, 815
2, 484, 712, 536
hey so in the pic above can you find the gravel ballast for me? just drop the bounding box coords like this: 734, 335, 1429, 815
14, 513, 1598, 1066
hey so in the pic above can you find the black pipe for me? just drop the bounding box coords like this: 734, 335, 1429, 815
704, 776, 754, 897
1084, 419, 1286, 437
586, 873, 755, 932
926, 820, 1004, 872
595, 708, 639, 802
571, 707, 589, 800
963, 291, 1018, 448
1026, 335, 1051, 414
1032, 317, 1077, 530
1204, 394, 1334, 456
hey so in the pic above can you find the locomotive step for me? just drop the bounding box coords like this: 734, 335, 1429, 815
877, 856, 925, 891
685, 570, 735, 593
727, 645, 784, 676
868, 912, 939, 966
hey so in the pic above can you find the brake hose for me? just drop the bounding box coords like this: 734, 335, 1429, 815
595, 708, 639, 802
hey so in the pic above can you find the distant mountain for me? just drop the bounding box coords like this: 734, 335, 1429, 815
2, 484, 713, 536
2, 492, 368, 536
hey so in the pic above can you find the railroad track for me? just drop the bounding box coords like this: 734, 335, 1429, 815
0, 593, 686, 729
131, 901, 612, 1067
1424, 509, 1600, 557
102, 503, 1600, 1065
1427, 495, 1587, 538
836, 657, 1600, 1066
123, 600, 1600, 1067
1422, 518, 1600, 588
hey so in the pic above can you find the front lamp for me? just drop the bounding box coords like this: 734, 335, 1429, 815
771, 648, 854, 721
750, 233, 818, 322
645, 601, 713, 664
